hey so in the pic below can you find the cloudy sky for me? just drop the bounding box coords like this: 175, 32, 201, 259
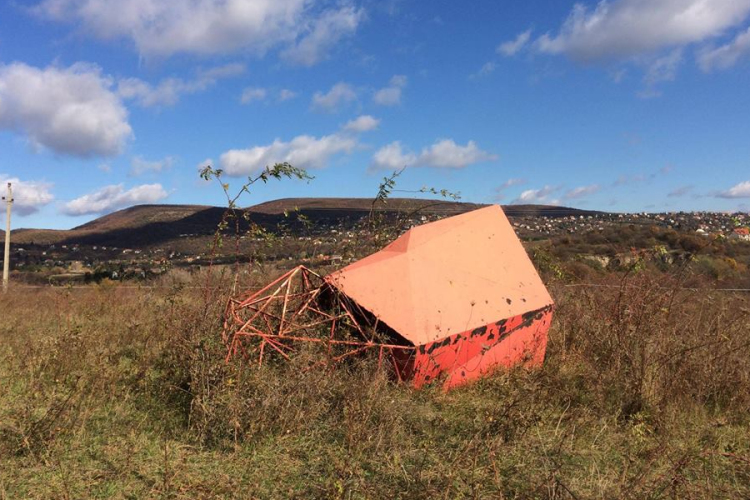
1, 0, 749, 229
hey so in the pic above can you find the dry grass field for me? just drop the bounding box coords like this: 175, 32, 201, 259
1, 264, 750, 498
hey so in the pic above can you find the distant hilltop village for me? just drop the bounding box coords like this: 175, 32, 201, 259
3, 202, 749, 285
510, 211, 749, 239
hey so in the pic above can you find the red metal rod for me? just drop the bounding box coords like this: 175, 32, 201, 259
290, 288, 321, 319
330, 345, 370, 362
234, 311, 344, 337
258, 340, 265, 366
278, 267, 299, 336
237, 268, 296, 307
273, 317, 346, 336
390, 347, 408, 382
262, 337, 291, 360
303, 306, 337, 320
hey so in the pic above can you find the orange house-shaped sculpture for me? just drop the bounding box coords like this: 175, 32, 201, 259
325, 205, 554, 389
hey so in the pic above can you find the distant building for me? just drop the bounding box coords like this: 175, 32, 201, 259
729, 227, 750, 242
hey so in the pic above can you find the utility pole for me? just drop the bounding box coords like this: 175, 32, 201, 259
2, 182, 13, 293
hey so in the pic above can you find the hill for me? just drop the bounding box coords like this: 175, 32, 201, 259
72, 204, 212, 232
251, 197, 484, 215
11, 198, 600, 248
251, 198, 602, 218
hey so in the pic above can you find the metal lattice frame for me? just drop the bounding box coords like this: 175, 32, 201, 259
223, 266, 415, 379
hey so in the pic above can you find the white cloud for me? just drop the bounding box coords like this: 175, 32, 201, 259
668, 185, 693, 197
197, 63, 246, 80
698, 26, 750, 71
62, 183, 168, 215
498, 29, 531, 56
610, 68, 628, 83
660, 164, 675, 175
500, 178, 526, 189
638, 48, 683, 98
240, 87, 268, 104
717, 181, 750, 198
118, 63, 245, 108
370, 139, 497, 170
118, 77, 200, 107
613, 173, 647, 186
279, 89, 298, 101
470, 62, 497, 79
370, 141, 416, 171
418, 139, 497, 168
536, 0, 750, 62
389, 75, 408, 87
220, 133, 357, 176
343, 115, 380, 132
242, 86, 300, 104
311, 82, 357, 112
0, 176, 55, 216
0, 62, 132, 157
373, 74, 407, 106
130, 155, 175, 176
281, 6, 364, 66
373, 88, 401, 106
644, 49, 683, 86
512, 185, 561, 205
493, 178, 526, 201
564, 184, 601, 199
35, 0, 363, 63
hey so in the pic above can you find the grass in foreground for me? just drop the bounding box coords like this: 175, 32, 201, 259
1, 270, 749, 499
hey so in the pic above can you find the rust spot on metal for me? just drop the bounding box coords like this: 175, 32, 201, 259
471, 325, 487, 337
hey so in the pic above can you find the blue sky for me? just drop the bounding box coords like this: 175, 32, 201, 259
1, 0, 749, 229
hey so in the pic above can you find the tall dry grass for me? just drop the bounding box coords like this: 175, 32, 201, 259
1, 267, 749, 498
